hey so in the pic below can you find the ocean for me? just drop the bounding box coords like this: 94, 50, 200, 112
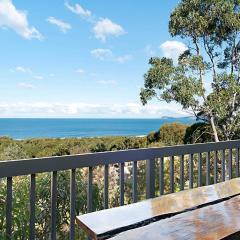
0, 118, 194, 139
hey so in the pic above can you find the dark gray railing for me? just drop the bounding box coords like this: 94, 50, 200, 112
0, 140, 240, 239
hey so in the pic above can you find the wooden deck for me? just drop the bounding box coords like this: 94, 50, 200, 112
76, 178, 240, 239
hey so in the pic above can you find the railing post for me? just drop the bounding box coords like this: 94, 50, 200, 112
170, 156, 174, 193
70, 169, 76, 240
104, 165, 109, 209
6, 177, 12, 240
229, 149, 232, 180
159, 157, 164, 195
214, 151, 218, 183
189, 154, 194, 189
146, 158, 155, 199
236, 148, 239, 177
198, 153, 202, 187
87, 167, 93, 213
132, 161, 138, 203
120, 163, 124, 206
30, 174, 36, 240
51, 171, 57, 240
206, 152, 211, 185
221, 150, 225, 182
180, 155, 184, 191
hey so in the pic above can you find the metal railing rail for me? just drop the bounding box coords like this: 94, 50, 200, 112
0, 139, 240, 239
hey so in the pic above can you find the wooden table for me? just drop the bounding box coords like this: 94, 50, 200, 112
76, 178, 240, 240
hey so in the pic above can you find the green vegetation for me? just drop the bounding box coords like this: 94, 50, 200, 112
0, 122, 190, 239
0, 122, 189, 161
0, 136, 148, 160
147, 122, 188, 145
140, 0, 240, 142
0, 124, 239, 239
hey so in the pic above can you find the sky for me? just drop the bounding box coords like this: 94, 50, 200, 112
0, 0, 191, 118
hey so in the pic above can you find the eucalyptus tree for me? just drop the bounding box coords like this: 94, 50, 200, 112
140, 0, 240, 142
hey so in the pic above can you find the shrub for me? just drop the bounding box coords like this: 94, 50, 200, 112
184, 122, 214, 144
159, 122, 188, 145
147, 131, 160, 143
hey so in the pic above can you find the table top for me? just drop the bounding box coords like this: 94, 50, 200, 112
76, 178, 240, 239
110, 195, 240, 240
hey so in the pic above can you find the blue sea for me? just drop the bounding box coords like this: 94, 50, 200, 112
0, 118, 194, 139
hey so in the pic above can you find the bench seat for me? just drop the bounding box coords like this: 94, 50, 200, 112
76, 178, 240, 239
110, 195, 240, 240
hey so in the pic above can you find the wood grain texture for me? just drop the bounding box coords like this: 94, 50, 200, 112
110, 195, 240, 240
76, 178, 240, 239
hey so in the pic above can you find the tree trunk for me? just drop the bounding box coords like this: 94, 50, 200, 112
209, 116, 231, 181
209, 116, 219, 142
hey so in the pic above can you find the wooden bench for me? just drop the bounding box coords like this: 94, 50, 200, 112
110, 195, 240, 240
76, 178, 240, 240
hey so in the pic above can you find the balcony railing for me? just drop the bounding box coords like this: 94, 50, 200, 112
0, 140, 240, 239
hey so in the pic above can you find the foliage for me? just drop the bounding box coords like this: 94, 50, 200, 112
147, 122, 188, 145
147, 131, 160, 143
0, 135, 148, 239
140, 0, 240, 142
184, 122, 214, 144
159, 122, 188, 145
0, 124, 189, 239
0, 143, 30, 160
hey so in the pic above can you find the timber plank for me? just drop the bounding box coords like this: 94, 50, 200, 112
111, 195, 240, 240
76, 178, 240, 239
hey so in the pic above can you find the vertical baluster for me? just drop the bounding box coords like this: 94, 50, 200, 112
87, 167, 93, 213
70, 169, 76, 240
214, 151, 218, 184
198, 153, 202, 187
189, 154, 194, 189
146, 159, 155, 198
120, 163, 124, 205
159, 157, 164, 195
104, 165, 109, 209
30, 174, 36, 240
222, 150, 225, 182
206, 152, 210, 185
51, 171, 57, 240
236, 148, 239, 178
6, 177, 12, 240
170, 156, 174, 193
180, 155, 184, 191
229, 149, 232, 180
132, 161, 137, 203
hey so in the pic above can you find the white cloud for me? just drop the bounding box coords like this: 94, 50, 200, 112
0, 0, 43, 40
91, 48, 131, 63
114, 55, 132, 63
33, 75, 43, 80
14, 66, 44, 80
97, 80, 117, 85
64, 1, 92, 20
160, 41, 188, 63
0, 102, 190, 118
65, 2, 126, 42
76, 68, 85, 74
47, 17, 71, 33
15, 66, 32, 73
18, 82, 35, 89
91, 48, 113, 60
93, 18, 126, 42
